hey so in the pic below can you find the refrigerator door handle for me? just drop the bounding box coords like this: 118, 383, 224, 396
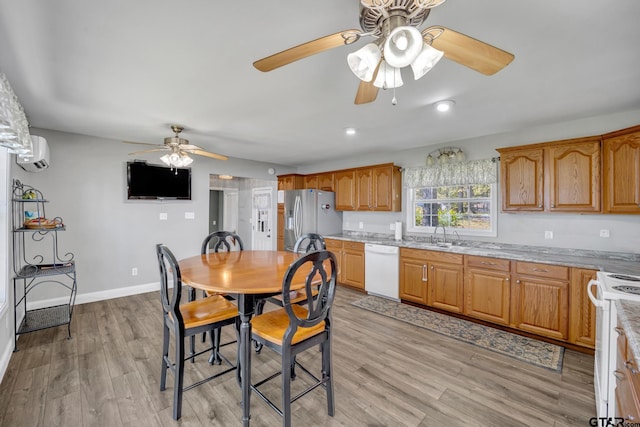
294, 195, 302, 242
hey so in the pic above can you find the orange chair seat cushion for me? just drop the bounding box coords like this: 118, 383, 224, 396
270, 288, 319, 305
251, 304, 325, 345
180, 295, 238, 329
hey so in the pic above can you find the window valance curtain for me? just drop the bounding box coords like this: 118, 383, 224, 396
0, 72, 32, 157
404, 158, 498, 187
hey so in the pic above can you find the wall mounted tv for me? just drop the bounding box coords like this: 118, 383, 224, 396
127, 161, 192, 200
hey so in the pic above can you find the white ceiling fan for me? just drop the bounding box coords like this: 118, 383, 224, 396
125, 125, 228, 167
253, 0, 515, 104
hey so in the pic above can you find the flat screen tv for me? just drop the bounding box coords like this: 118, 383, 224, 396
127, 161, 191, 200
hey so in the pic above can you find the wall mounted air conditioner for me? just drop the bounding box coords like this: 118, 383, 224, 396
17, 135, 49, 172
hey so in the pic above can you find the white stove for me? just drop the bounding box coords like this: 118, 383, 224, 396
588, 271, 640, 419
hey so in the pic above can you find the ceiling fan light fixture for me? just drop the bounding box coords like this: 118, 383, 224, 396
411, 43, 444, 80
383, 26, 423, 68
412, 0, 447, 10
347, 43, 382, 82
373, 61, 403, 89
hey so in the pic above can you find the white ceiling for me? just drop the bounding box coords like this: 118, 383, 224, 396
1, 0, 639, 167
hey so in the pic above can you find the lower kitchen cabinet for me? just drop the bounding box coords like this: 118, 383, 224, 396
464, 255, 511, 325
512, 261, 570, 341
615, 321, 640, 421
569, 268, 597, 348
427, 251, 464, 314
277, 204, 284, 251
325, 239, 365, 290
399, 248, 429, 304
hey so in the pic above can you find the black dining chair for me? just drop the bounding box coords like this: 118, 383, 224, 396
192, 231, 243, 363
156, 244, 239, 420
250, 250, 337, 427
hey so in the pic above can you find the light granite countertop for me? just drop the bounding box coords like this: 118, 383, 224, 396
325, 232, 640, 276
617, 300, 640, 367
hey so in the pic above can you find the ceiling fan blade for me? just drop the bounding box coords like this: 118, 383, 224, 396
128, 148, 169, 155
123, 140, 162, 147
188, 149, 228, 161
253, 29, 362, 72
425, 26, 515, 75
178, 144, 201, 150
354, 60, 381, 105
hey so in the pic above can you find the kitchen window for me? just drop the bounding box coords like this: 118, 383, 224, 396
404, 158, 498, 237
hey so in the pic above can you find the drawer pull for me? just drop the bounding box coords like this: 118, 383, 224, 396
481, 261, 497, 266
625, 361, 639, 374
532, 268, 549, 273
615, 326, 625, 336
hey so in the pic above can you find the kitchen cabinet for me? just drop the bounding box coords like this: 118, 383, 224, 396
277, 204, 284, 251
464, 255, 511, 325
356, 164, 402, 211
512, 261, 570, 341
399, 248, 463, 312
497, 136, 601, 213
277, 174, 304, 191
615, 321, 640, 421
603, 125, 640, 214
325, 239, 365, 290
569, 268, 597, 349
317, 173, 335, 192
399, 248, 429, 305
334, 170, 356, 211
427, 251, 464, 314
303, 174, 318, 189
498, 147, 544, 211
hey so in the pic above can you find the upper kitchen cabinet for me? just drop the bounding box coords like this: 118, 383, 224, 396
497, 136, 601, 213
303, 174, 318, 189
317, 172, 335, 192
334, 170, 357, 211
547, 137, 601, 212
602, 125, 640, 214
356, 164, 402, 211
498, 147, 544, 211
277, 174, 304, 191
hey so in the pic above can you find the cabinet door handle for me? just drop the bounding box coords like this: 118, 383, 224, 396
614, 370, 625, 381
422, 265, 427, 282
516, 279, 521, 284
615, 326, 625, 336
625, 361, 639, 374
551, 203, 556, 208
538, 204, 543, 208
430, 265, 434, 270
505, 277, 510, 282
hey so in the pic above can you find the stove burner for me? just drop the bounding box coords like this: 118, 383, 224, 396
612, 285, 640, 295
608, 274, 640, 282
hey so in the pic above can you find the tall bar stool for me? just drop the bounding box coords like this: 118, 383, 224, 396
250, 250, 337, 427
156, 244, 239, 420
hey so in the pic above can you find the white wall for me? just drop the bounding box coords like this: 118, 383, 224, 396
300, 109, 640, 254
0, 148, 14, 381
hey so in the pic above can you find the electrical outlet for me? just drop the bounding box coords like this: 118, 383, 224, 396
159, 213, 168, 220
390, 223, 396, 230
359, 221, 364, 229
544, 230, 553, 239
185, 212, 195, 219
599, 229, 610, 238
131, 267, 138, 276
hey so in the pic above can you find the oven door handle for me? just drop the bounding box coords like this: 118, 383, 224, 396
587, 279, 604, 307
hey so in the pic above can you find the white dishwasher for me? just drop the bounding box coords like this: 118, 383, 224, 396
364, 244, 399, 301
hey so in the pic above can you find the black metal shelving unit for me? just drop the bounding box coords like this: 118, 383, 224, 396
11, 179, 77, 351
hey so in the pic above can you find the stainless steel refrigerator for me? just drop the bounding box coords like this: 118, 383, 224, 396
283, 189, 343, 252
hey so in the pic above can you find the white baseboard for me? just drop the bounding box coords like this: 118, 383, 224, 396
26, 281, 161, 310
0, 335, 13, 386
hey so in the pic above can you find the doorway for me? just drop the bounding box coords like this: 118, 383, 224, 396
208, 188, 239, 236
251, 187, 274, 250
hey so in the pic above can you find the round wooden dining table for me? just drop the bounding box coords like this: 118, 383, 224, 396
178, 250, 309, 427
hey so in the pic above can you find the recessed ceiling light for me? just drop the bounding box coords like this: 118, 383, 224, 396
344, 127, 357, 136
435, 100, 455, 112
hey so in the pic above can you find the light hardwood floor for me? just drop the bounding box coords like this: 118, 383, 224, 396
0, 286, 595, 426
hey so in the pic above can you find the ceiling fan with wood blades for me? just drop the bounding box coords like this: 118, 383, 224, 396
253, 0, 514, 105
125, 125, 228, 167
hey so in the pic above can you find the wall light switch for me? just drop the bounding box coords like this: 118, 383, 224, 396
159, 213, 168, 220
359, 221, 364, 229
599, 229, 610, 238
131, 267, 138, 276
185, 212, 195, 219
390, 223, 396, 230
544, 230, 553, 239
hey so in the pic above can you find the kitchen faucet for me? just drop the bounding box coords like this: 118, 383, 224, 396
432, 225, 447, 245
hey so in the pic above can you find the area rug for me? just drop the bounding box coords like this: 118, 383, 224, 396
351, 295, 564, 372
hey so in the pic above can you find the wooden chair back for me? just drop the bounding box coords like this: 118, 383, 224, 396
201, 231, 244, 254
293, 233, 326, 254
